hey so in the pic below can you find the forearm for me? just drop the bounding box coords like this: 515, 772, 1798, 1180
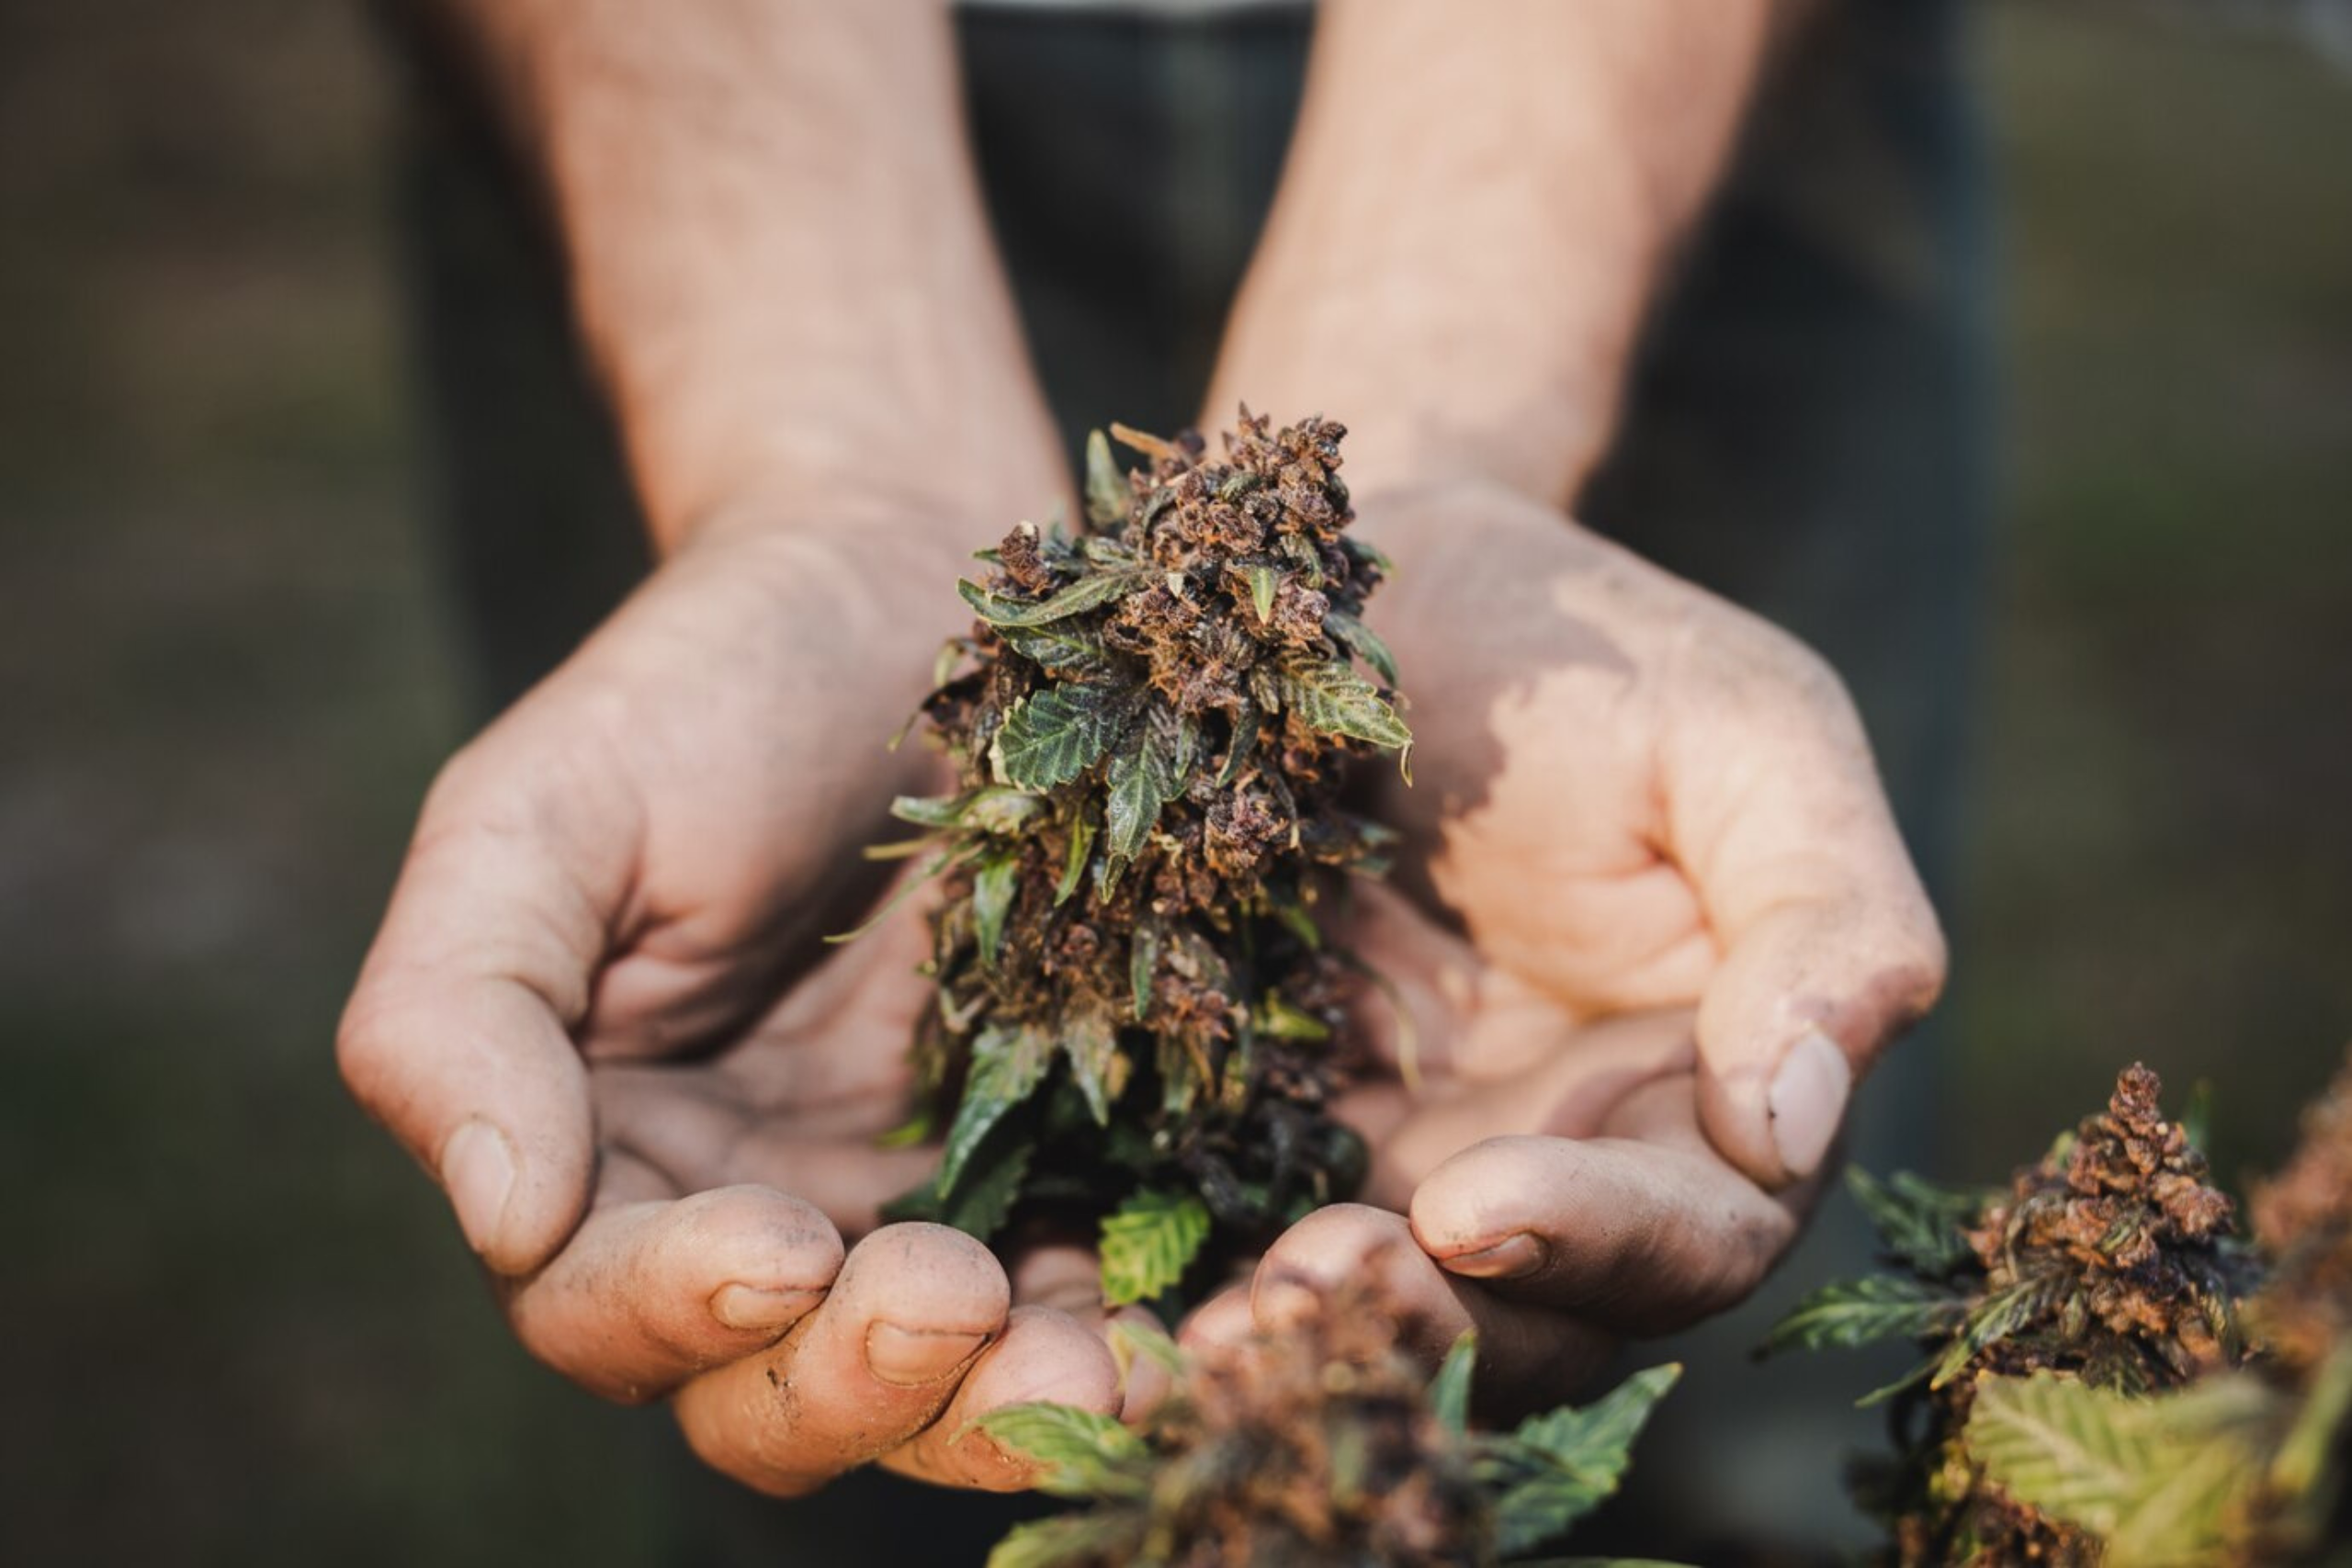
1206, 0, 1775, 505
417, 0, 1064, 552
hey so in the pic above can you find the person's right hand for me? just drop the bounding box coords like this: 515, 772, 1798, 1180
337, 514, 1126, 1495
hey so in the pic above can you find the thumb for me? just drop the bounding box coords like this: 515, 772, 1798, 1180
337, 737, 628, 1273
1668, 639, 1947, 1190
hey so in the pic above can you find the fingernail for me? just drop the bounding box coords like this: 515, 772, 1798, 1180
1438, 1232, 1548, 1280
440, 1120, 515, 1257
865, 1323, 990, 1387
1769, 1029, 1852, 1180
711, 1283, 823, 1333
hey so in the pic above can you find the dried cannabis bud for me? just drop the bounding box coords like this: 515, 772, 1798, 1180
1768, 1059, 2352, 1566
972, 1287, 1681, 1568
872, 411, 1411, 1305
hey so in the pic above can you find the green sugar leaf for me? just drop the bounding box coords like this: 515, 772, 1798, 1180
968, 1402, 1148, 1500
1431, 1332, 1478, 1435
1055, 816, 1096, 907
1276, 655, 1412, 762
992, 684, 1141, 791
995, 618, 1122, 681
1324, 608, 1400, 687
959, 570, 1144, 628
986, 1513, 1145, 1568
937, 1022, 1053, 1192
972, 852, 1019, 969
1847, 1167, 1989, 1278
1083, 429, 1130, 530
1062, 997, 1124, 1126
1242, 563, 1278, 625
1103, 703, 1195, 862
1100, 1188, 1212, 1307
1757, 1274, 1971, 1358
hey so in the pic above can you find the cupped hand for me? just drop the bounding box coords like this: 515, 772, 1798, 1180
337, 516, 1125, 1495
1182, 477, 1944, 1411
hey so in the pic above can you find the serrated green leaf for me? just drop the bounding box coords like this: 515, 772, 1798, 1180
937, 1023, 1052, 1192
968, 1402, 1148, 1499
1848, 1167, 1987, 1277
937, 1131, 1032, 1240
1083, 429, 1129, 530
986, 1513, 1145, 1568
959, 570, 1143, 628
1103, 703, 1195, 861
1055, 817, 1095, 907
1758, 1274, 1971, 1358
991, 685, 1141, 791
1931, 1275, 2056, 1389
995, 618, 1121, 680
1241, 563, 1278, 625
972, 852, 1019, 969
1431, 1332, 1477, 1435
1110, 1318, 1187, 1380
1965, 1370, 2274, 1565
1276, 656, 1412, 765
1099, 1188, 1211, 1307
1483, 1365, 1680, 1556
1061, 998, 1122, 1126
1325, 608, 1400, 686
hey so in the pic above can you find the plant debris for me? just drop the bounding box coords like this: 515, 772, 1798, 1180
974, 1283, 1682, 1567
869, 410, 1411, 1305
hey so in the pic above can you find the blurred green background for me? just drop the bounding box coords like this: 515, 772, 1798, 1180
4, 2, 2347, 1562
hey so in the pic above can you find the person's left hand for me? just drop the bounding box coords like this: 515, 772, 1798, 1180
1176, 477, 1946, 1412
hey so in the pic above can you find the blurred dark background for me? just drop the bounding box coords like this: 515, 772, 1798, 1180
5, 2, 2347, 1562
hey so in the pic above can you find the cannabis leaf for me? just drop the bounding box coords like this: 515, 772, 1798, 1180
1239, 563, 1279, 625
1758, 1274, 1971, 1357
1430, 1331, 1477, 1435
1083, 429, 1130, 531
1277, 655, 1412, 764
992, 685, 1141, 791
1480, 1364, 1682, 1557
1103, 703, 1195, 861
972, 852, 1019, 969
936, 1130, 1033, 1239
1848, 1167, 1987, 1278
1061, 997, 1123, 1126
937, 1022, 1053, 1192
1965, 1370, 2274, 1566
994, 618, 1121, 681
1100, 1188, 1212, 1307
959, 570, 1145, 628
1215, 696, 1261, 787
1325, 607, 1400, 687
986, 1513, 1143, 1568
970, 1403, 1148, 1499
1931, 1274, 2058, 1389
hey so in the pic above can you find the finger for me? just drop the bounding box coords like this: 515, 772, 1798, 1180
881, 1305, 1125, 1491
338, 737, 639, 1273
1408, 1088, 1804, 1337
1245, 1204, 1615, 1418
1666, 631, 1947, 1188
670, 1223, 1010, 1497
501, 1185, 845, 1404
